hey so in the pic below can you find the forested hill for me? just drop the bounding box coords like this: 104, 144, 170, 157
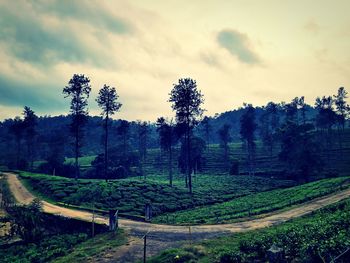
195, 104, 317, 142
0, 104, 317, 161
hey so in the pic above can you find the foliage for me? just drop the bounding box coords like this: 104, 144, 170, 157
169, 78, 205, 194
90, 147, 140, 179
156, 117, 177, 185
333, 87, 349, 130
217, 124, 231, 168
7, 199, 45, 243
153, 176, 350, 224
52, 230, 126, 263
229, 159, 239, 175
150, 200, 350, 263
96, 84, 122, 181
178, 136, 206, 174
240, 104, 257, 175
0, 233, 88, 263
279, 122, 323, 181
18, 172, 295, 217
22, 106, 38, 170
63, 74, 91, 179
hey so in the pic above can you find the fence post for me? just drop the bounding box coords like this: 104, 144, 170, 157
143, 230, 150, 263
145, 204, 152, 222
143, 234, 147, 263
109, 209, 117, 231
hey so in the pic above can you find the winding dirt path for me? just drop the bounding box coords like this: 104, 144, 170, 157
5, 172, 350, 262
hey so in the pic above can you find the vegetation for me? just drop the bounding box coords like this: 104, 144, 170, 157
63, 74, 91, 179
96, 84, 122, 181
0, 173, 126, 263
169, 78, 205, 193
153, 176, 350, 224
52, 230, 126, 263
0, 233, 89, 263
18, 171, 295, 217
240, 104, 257, 176
149, 199, 350, 263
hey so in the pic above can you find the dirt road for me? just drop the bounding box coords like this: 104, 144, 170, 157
5, 172, 350, 262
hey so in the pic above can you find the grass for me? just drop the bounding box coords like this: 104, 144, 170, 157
64, 156, 97, 168
149, 199, 350, 263
152, 176, 350, 224
52, 230, 127, 263
18, 171, 295, 217
0, 233, 89, 263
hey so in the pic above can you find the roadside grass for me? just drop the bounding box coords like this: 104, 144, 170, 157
52, 230, 127, 263
149, 199, 350, 263
18, 171, 295, 217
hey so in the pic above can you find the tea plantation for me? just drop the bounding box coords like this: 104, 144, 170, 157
153, 176, 350, 224
19, 172, 295, 217
149, 199, 350, 262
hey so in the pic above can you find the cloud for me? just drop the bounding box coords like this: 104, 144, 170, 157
0, 75, 64, 112
0, 1, 131, 68
217, 30, 260, 64
30, 0, 131, 35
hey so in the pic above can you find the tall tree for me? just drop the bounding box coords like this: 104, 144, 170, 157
137, 121, 149, 179
333, 87, 349, 158
96, 85, 122, 181
169, 78, 204, 194
315, 96, 337, 167
259, 102, 280, 159
279, 122, 323, 182
156, 117, 177, 186
178, 136, 206, 175
63, 74, 91, 179
334, 87, 349, 131
22, 106, 38, 171
297, 96, 308, 124
10, 117, 24, 169
201, 116, 212, 151
240, 104, 257, 176
117, 120, 130, 163
217, 124, 231, 169
284, 98, 298, 123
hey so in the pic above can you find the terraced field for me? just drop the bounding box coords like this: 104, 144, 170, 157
18, 172, 295, 217
60, 129, 350, 179
149, 199, 350, 263
153, 176, 350, 224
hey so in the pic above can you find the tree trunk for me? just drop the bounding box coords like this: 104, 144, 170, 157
169, 146, 173, 187
75, 125, 79, 180
187, 127, 192, 194
104, 113, 109, 182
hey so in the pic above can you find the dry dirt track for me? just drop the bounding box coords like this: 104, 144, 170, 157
5, 172, 350, 262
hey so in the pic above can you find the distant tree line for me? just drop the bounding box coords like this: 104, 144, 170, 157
0, 72, 349, 190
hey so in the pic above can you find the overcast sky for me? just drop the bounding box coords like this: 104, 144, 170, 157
0, 0, 349, 121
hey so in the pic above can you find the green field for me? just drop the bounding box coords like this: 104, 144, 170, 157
19, 171, 295, 217
149, 199, 350, 263
153, 176, 350, 224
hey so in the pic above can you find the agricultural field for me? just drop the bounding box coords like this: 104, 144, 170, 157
153, 176, 350, 224
149, 199, 350, 263
19, 171, 295, 217
57, 130, 350, 179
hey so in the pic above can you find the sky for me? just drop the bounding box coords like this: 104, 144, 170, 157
0, 0, 349, 121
